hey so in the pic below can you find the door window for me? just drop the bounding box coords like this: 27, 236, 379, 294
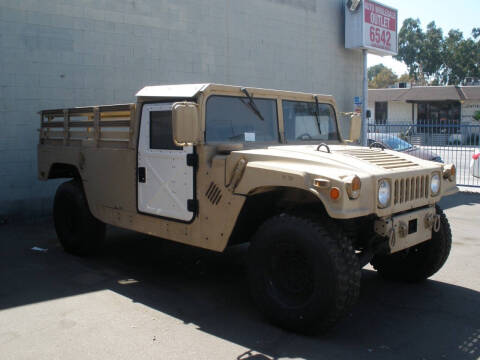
150, 111, 182, 150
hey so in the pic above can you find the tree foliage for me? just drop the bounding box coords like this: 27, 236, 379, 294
395, 18, 480, 85
369, 67, 398, 88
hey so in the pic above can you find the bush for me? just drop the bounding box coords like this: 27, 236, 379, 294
474, 111, 480, 122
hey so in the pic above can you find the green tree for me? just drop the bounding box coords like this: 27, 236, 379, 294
369, 67, 398, 88
398, 73, 413, 83
396, 19, 480, 85
368, 64, 388, 82
442, 29, 480, 84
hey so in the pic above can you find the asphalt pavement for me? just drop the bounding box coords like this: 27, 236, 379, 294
0, 193, 479, 360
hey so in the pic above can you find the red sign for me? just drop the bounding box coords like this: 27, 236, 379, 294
363, 0, 397, 54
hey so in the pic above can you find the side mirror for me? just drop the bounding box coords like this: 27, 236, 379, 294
349, 113, 362, 143
172, 102, 202, 146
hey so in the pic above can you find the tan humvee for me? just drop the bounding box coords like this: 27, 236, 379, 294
38, 84, 457, 333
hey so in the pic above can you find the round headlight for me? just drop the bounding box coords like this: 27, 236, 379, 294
378, 179, 391, 208
431, 173, 441, 196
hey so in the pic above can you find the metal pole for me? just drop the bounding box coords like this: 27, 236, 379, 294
362, 49, 368, 146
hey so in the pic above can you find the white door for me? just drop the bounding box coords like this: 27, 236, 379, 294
137, 103, 196, 222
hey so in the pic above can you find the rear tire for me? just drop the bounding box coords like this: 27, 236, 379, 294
371, 205, 452, 282
247, 213, 360, 334
53, 180, 105, 256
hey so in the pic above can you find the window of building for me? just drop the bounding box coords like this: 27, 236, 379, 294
417, 101, 461, 134
375, 102, 388, 124
150, 111, 182, 150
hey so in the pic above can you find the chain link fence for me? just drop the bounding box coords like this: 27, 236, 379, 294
367, 121, 480, 188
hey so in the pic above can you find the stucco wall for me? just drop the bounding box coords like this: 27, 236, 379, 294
462, 100, 480, 124
0, 0, 363, 220
367, 100, 413, 124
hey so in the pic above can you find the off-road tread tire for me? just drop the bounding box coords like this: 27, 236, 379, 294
247, 213, 360, 334
54, 180, 105, 256
371, 205, 452, 282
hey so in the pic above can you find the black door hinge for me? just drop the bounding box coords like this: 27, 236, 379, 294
187, 199, 198, 213
186, 153, 198, 167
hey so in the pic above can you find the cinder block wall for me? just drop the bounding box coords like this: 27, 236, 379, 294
0, 0, 362, 220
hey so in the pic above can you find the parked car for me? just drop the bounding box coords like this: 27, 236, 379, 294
368, 133, 443, 163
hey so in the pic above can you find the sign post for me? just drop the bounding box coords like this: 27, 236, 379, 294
345, 0, 398, 145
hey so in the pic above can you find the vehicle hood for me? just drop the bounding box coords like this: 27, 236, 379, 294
230, 144, 440, 180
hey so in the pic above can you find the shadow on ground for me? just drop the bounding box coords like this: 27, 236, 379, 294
0, 218, 479, 360
439, 191, 480, 209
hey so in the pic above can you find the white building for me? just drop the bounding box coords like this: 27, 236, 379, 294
0, 0, 363, 220
368, 86, 480, 125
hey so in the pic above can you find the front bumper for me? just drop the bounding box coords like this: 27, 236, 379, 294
374, 206, 437, 254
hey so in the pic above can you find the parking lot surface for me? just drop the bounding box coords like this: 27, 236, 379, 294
1, 193, 479, 360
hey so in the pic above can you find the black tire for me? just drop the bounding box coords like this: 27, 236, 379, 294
53, 180, 105, 256
247, 213, 360, 334
371, 205, 452, 282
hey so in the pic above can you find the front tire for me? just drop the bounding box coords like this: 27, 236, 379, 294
247, 213, 360, 334
53, 180, 105, 256
371, 205, 452, 282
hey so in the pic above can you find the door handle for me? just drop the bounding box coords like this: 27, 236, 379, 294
138, 167, 146, 183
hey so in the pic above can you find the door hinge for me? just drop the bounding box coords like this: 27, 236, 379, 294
187, 199, 198, 213
186, 153, 198, 167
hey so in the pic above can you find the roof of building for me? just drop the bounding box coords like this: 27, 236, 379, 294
369, 85, 480, 103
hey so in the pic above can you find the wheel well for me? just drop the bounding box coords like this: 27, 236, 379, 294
48, 163, 81, 180
227, 187, 327, 247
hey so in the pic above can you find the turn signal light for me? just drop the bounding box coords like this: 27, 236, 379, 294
346, 175, 361, 199
443, 164, 456, 181
330, 187, 341, 200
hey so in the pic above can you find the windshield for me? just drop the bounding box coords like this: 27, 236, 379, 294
282, 100, 339, 142
205, 95, 278, 143
383, 136, 413, 151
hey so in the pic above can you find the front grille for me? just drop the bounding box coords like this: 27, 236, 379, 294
393, 175, 430, 205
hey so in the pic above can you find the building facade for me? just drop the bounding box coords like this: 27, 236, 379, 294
368, 86, 480, 126
0, 0, 363, 220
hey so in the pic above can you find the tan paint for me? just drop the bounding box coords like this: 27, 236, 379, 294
38, 84, 458, 252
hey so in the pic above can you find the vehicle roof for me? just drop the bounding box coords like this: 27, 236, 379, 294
135, 84, 210, 98
135, 83, 335, 103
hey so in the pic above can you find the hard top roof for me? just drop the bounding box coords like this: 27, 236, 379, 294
135, 83, 335, 102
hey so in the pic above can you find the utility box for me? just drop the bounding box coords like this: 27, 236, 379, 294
345, 0, 398, 56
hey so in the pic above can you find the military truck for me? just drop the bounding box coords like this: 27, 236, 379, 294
38, 84, 457, 333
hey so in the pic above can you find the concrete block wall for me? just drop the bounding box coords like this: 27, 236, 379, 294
0, 0, 363, 220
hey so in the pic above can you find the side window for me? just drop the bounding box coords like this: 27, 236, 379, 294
150, 111, 182, 150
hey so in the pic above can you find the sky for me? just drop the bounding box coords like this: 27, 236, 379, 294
367, 0, 480, 75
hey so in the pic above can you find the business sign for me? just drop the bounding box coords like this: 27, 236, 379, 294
363, 0, 397, 54
345, 0, 398, 56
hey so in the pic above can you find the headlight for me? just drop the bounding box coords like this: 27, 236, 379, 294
430, 173, 441, 196
346, 175, 361, 199
378, 179, 391, 208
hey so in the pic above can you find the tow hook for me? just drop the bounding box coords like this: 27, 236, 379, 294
425, 213, 441, 233
433, 214, 441, 232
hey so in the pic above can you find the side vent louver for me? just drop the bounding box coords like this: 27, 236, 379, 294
205, 182, 222, 205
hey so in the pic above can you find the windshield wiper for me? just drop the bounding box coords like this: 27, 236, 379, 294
241, 88, 264, 121
314, 96, 322, 134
